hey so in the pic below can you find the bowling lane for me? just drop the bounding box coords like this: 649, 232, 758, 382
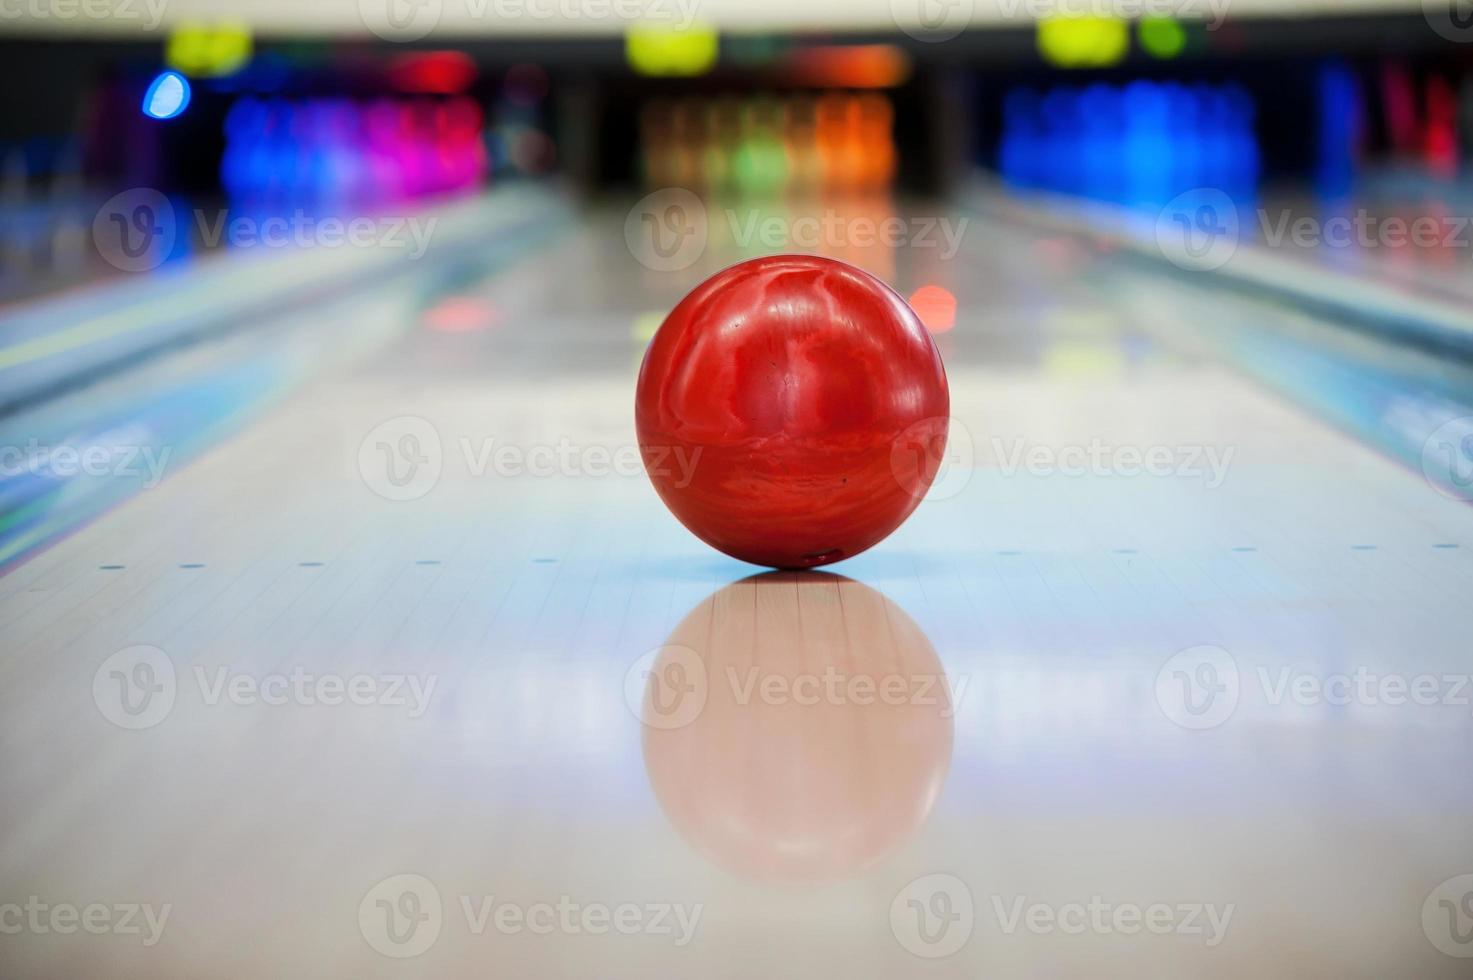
2, 195, 1472, 979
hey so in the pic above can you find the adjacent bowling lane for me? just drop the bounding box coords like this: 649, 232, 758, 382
1, 192, 1471, 978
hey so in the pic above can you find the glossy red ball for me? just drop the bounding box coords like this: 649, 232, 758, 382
636, 255, 950, 569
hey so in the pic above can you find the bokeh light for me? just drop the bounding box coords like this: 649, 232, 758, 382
909, 285, 957, 333
1138, 17, 1187, 59
166, 21, 253, 77
626, 24, 719, 77
142, 71, 192, 120
1038, 16, 1130, 69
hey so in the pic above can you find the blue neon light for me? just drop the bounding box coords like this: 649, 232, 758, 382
143, 71, 192, 120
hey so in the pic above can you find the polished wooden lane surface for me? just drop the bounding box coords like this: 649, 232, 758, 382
2, 195, 1472, 978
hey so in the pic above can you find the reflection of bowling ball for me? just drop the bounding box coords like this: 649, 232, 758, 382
642, 572, 953, 882
635, 254, 950, 569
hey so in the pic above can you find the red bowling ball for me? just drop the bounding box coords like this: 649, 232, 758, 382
635, 255, 950, 568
